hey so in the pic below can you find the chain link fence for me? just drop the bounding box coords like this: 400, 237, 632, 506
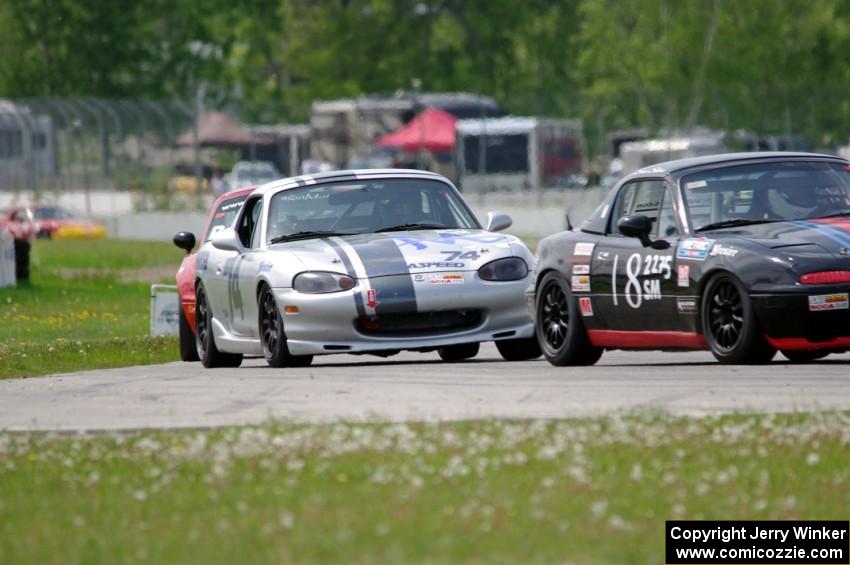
0, 97, 201, 213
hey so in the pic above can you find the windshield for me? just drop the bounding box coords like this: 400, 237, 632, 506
205, 195, 248, 241
681, 161, 850, 231
267, 178, 479, 243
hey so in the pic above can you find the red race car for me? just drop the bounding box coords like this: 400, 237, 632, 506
1, 204, 107, 240
173, 187, 254, 361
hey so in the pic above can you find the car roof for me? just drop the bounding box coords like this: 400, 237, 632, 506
631, 151, 846, 177
253, 168, 447, 197
211, 186, 256, 207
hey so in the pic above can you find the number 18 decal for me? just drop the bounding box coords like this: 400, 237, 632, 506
615, 253, 672, 309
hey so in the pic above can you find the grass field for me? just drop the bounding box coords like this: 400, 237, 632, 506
0, 240, 183, 379
1, 412, 848, 564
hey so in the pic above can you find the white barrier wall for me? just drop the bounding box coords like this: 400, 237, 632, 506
100, 188, 609, 241
0, 229, 15, 288
465, 187, 608, 237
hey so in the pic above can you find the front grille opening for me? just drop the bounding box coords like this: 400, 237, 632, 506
356, 309, 483, 337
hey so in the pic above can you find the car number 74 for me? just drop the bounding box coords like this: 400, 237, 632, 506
440, 250, 480, 261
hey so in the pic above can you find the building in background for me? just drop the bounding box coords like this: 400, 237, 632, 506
310, 92, 503, 169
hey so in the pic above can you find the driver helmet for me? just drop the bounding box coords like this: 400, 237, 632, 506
384, 189, 423, 223
778, 184, 818, 208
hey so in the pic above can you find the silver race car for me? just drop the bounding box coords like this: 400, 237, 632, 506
194, 169, 540, 368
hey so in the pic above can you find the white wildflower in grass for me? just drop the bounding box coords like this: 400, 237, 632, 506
375, 523, 389, 537
609, 515, 631, 531
590, 500, 608, 518
671, 503, 685, 518
278, 512, 295, 530
541, 476, 555, 489
409, 475, 424, 489
753, 499, 768, 512
564, 464, 589, 485
133, 489, 147, 501
696, 483, 710, 496
286, 459, 304, 472
629, 463, 642, 481
806, 452, 820, 466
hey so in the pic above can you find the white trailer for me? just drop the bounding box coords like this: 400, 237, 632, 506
455, 117, 585, 192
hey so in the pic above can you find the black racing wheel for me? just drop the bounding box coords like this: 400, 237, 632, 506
438, 342, 480, 361
701, 273, 775, 364
195, 282, 243, 368
781, 349, 831, 363
178, 306, 200, 362
535, 271, 602, 366
495, 336, 542, 361
259, 285, 313, 368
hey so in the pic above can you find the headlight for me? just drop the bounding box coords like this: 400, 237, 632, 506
292, 271, 356, 293
477, 257, 528, 281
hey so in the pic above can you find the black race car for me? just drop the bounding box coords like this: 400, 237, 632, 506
528, 152, 850, 365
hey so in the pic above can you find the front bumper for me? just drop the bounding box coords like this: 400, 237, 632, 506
273, 275, 534, 356
753, 287, 850, 350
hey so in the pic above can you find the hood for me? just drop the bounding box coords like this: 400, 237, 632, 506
710, 218, 850, 257
269, 229, 521, 276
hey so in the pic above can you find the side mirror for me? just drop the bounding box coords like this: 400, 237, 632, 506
486, 211, 513, 232
173, 231, 196, 254
617, 214, 653, 247
210, 227, 244, 252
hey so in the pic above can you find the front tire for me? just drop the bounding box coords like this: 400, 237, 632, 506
259, 286, 313, 368
781, 350, 830, 363
438, 342, 480, 361
178, 306, 200, 362
701, 273, 775, 364
496, 337, 542, 361
535, 271, 602, 366
195, 282, 243, 368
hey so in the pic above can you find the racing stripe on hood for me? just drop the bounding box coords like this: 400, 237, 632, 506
323, 237, 366, 317
347, 236, 418, 315
813, 217, 850, 236
793, 220, 850, 248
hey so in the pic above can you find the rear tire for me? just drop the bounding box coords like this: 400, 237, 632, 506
535, 271, 602, 366
178, 306, 200, 362
195, 282, 243, 368
495, 337, 542, 361
781, 350, 830, 363
438, 342, 480, 361
259, 286, 313, 368
701, 273, 775, 364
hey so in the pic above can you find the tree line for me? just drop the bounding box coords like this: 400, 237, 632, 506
2, 0, 848, 155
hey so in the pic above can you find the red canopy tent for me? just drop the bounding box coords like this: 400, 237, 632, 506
374, 108, 457, 152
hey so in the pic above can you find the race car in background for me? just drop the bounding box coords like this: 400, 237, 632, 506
529, 152, 850, 365
1, 204, 107, 240
193, 169, 540, 368
173, 187, 254, 361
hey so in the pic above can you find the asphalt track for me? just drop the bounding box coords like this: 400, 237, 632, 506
1, 344, 849, 432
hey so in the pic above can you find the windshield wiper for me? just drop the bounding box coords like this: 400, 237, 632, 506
374, 223, 448, 232
269, 230, 356, 244
695, 218, 778, 232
